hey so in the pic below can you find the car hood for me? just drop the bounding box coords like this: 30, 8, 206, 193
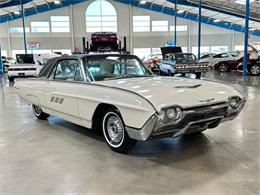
97, 76, 244, 111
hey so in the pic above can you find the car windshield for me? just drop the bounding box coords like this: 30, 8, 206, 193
174, 54, 196, 63
83, 55, 153, 81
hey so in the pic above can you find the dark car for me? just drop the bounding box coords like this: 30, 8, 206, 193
90, 32, 119, 51
237, 58, 260, 76
214, 56, 244, 72
153, 53, 209, 79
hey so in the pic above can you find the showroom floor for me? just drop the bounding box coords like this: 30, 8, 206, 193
0, 72, 259, 195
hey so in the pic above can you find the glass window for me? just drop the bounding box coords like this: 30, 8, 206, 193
174, 53, 196, 63
170, 25, 187, 31
12, 50, 32, 58
54, 59, 79, 81
133, 48, 151, 59
152, 21, 168, 32
51, 16, 70, 32
53, 49, 72, 55
83, 55, 152, 81
182, 47, 188, 53
75, 64, 84, 81
192, 46, 210, 56
151, 48, 162, 55
86, 0, 117, 32
235, 45, 244, 51
31, 50, 52, 55
10, 27, 30, 33
133, 16, 150, 32
213, 53, 229, 58
31, 22, 50, 33
1, 50, 7, 57
210, 46, 228, 53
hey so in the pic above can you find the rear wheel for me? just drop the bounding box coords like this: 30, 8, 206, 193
102, 108, 137, 153
219, 63, 228, 72
249, 64, 260, 76
32, 105, 49, 120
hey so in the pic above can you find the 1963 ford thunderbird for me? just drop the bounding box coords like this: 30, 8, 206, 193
14, 54, 246, 153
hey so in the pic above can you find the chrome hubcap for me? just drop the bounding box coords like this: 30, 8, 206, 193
107, 116, 124, 143
103, 112, 125, 148
251, 66, 260, 75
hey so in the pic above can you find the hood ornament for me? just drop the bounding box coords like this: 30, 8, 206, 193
199, 98, 215, 103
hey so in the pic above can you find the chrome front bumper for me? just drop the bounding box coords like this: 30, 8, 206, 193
126, 99, 246, 141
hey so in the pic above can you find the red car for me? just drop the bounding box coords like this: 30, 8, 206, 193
214, 56, 244, 72
90, 32, 119, 51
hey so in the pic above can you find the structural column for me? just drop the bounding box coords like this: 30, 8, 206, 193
174, 2, 177, 44
70, 4, 75, 52
21, 1, 27, 54
243, 0, 250, 78
198, 0, 202, 60
0, 44, 2, 73
129, 3, 133, 54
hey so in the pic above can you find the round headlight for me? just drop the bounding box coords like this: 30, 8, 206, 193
166, 107, 182, 120
229, 98, 239, 110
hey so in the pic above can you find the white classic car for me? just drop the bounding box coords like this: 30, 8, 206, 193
14, 54, 246, 153
8, 54, 44, 82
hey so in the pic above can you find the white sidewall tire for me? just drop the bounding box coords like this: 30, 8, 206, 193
102, 111, 125, 148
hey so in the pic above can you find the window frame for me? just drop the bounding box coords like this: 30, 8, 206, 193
85, 0, 118, 32
48, 59, 85, 82
51, 16, 70, 33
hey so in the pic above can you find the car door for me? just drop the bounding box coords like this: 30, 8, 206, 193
44, 59, 84, 120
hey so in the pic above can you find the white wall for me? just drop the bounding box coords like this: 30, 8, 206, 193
0, 0, 259, 57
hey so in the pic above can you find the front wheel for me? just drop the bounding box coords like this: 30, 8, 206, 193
249, 64, 260, 76
102, 109, 137, 153
32, 105, 49, 120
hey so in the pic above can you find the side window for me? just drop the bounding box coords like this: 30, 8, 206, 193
54, 59, 79, 81
75, 64, 84, 81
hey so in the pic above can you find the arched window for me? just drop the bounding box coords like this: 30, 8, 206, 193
85, 0, 117, 32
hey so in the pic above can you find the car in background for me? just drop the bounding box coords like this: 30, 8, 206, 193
200, 53, 216, 60
213, 56, 245, 72
1, 56, 15, 73
90, 32, 119, 51
14, 54, 246, 153
154, 53, 209, 79
237, 45, 260, 76
200, 51, 242, 72
7, 54, 44, 82
144, 54, 163, 69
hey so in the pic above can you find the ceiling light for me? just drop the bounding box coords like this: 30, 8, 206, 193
14, 11, 20, 15
177, 10, 185, 14
234, 0, 255, 5
54, 0, 60, 4
214, 19, 221, 23
139, 0, 146, 4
